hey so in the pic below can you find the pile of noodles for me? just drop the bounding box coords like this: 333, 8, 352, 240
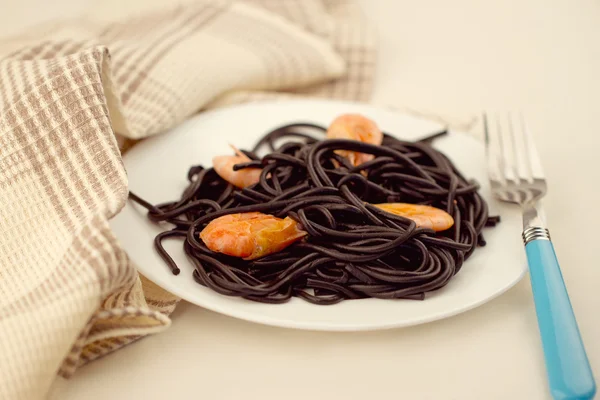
130, 123, 499, 305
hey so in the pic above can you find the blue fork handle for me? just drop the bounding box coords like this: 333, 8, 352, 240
526, 239, 596, 400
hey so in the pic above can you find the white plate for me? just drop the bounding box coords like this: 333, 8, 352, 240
110, 100, 526, 331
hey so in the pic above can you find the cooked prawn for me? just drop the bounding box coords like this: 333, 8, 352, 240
373, 203, 454, 232
326, 113, 383, 166
200, 212, 307, 260
213, 145, 261, 188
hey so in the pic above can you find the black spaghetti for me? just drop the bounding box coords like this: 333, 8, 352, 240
129, 123, 499, 305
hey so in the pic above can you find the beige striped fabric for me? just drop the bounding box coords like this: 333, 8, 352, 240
0, 1, 375, 399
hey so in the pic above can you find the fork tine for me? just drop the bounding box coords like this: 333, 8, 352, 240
483, 112, 505, 184
519, 113, 545, 179
496, 115, 512, 182
507, 112, 531, 183
516, 113, 534, 181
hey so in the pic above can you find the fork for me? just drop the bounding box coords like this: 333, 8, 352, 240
484, 113, 596, 400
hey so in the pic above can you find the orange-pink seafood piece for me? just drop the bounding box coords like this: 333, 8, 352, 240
326, 113, 383, 166
200, 212, 307, 260
373, 203, 454, 232
213, 145, 261, 188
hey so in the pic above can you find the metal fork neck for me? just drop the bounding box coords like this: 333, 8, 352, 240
522, 203, 551, 245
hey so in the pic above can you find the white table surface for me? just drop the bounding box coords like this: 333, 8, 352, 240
3, 0, 599, 399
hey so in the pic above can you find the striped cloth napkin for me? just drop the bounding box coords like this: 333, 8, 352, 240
0, 0, 375, 398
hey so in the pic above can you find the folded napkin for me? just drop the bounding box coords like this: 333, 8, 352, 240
0, 0, 375, 398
